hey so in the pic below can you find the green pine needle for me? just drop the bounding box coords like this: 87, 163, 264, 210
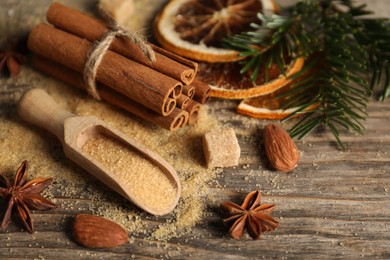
224, 0, 390, 149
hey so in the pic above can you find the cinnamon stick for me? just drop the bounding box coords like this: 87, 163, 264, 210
28, 24, 181, 116
46, 2, 198, 85
192, 79, 211, 104
31, 55, 189, 131
176, 94, 190, 109
182, 84, 195, 99
183, 99, 201, 126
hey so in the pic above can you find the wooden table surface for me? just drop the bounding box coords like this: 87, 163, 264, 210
1, 0, 390, 259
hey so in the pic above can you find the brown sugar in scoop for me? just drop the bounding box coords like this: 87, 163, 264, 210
18, 88, 181, 215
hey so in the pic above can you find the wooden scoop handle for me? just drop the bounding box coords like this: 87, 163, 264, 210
18, 88, 74, 141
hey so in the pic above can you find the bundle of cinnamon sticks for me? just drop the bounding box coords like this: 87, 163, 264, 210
28, 3, 211, 131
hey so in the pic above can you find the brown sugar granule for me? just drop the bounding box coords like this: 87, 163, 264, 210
82, 134, 177, 213
98, 0, 134, 25
202, 127, 241, 168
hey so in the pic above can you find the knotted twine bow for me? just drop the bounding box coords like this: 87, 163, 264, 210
83, 18, 156, 100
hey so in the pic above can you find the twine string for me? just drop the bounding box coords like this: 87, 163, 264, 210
83, 21, 156, 100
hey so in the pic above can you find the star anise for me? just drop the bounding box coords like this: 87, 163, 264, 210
0, 44, 26, 76
220, 190, 279, 240
0, 160, 56, 233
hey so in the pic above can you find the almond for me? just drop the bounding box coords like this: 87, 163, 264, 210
263, 124, 299, 172
72, 214, 128, 248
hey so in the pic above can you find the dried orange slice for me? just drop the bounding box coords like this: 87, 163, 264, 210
237, 67, 319, 119
197, 56, 305, 99
237, 95, 319, 119
154, 0, 278, 63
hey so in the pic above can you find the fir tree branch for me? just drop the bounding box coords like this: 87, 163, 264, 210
224, 0, 390, 149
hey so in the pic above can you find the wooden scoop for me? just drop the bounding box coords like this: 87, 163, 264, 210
17, 88, 181, 216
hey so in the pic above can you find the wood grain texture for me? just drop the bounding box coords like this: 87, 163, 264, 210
1, 0, 390, 259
